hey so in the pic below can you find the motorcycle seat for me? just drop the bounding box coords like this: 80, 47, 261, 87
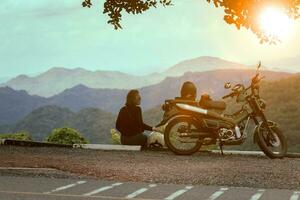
199, 94, 226, 110
171, 97, 199, 106
166, 97, 226, 111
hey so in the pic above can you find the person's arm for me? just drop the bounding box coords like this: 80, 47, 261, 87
116, 108, 129, 135
138, 107, 153, 131
143, 122, 153, 131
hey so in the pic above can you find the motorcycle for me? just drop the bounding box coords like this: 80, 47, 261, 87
158, 63, 287, 159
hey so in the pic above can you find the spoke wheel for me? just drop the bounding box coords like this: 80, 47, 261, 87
257, 121, 287, 159
164, 116, 202, 155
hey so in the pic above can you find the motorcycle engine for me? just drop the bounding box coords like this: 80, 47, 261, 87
218, 128, 235, 140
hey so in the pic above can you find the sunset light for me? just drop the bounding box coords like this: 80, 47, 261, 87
259, 7, 293, 40
1, 1, 300, 199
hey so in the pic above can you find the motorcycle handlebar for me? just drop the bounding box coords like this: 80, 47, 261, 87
222, 92, 236, 99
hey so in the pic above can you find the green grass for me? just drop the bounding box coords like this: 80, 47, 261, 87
0, 132, 32, 141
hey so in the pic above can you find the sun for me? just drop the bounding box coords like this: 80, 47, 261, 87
258, 7, 293, 40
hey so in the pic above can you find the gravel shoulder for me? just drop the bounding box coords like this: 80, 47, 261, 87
0, 146, 299, 190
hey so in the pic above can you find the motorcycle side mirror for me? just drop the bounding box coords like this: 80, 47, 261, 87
224, 82, 231, 89
257, 61, 261, 71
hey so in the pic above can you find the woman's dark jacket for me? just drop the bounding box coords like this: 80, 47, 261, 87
116, 105, 152, 136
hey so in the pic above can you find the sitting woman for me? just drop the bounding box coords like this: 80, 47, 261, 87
116, 90, 158, 146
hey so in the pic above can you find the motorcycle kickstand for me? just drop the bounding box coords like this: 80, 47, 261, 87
219, 141, 224, 156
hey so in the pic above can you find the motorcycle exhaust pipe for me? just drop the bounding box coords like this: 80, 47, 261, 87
179, 132, 211, 138
176, 103, 235, 126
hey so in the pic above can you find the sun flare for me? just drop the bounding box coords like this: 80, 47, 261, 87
259, 7, 293, 40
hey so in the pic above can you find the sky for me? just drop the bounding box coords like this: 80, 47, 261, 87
1, 0, 300, 78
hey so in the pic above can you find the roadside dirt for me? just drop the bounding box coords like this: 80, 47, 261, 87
0, 146, 299, 189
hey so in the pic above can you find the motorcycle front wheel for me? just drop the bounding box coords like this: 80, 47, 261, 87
164, 116, 202, 155
257, 121, 287, 159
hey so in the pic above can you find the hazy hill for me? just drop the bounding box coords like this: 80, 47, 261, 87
11, 105, 74, 141
0, 69, 292, 125
1, 74, 299, 148
0, 87, 46, 124
48, 84, 128, 112
143, 74, 300, 152
139, 69, 291, 110
2, 56, 252, 97
163, 56, 249, 76
0, 105, 116, 143
265, 56, 300, 72
0, 77, 11, 84
48, 69, 291, 113
261, 74, 300, 151
65, 108, 116, 144
2, 67, 160, 97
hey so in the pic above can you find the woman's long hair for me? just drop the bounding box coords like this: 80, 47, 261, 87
126, 90, 139, 106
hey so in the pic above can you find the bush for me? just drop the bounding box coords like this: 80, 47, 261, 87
0, 132, 32, 141
46, 127, 88, 145
110, 129, 121, 144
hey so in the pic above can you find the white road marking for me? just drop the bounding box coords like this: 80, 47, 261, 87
290, 191, 300, 200
125, 184, 157, 199
44, 181, 86, 194
83, 182, 123, 196
249, 189, 265, 200
207, 187, 228, 200
164, 186, 193, 200
0, 190, 141, 200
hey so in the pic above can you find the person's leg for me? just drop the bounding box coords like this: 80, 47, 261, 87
121, 134, 147, 146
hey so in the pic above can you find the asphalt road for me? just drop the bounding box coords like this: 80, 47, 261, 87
0, 175, 299, 200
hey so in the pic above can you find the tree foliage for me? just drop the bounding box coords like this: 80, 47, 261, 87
207, 0, 300, 44
82, 0, 172, 29
0, 106, 116, 144
0, 131, 32, 141
46, 127, 88, 145
82, 0, 300, 43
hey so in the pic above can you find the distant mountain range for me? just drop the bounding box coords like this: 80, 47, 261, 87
0, 87, 47, 124
265, 55, 300, 72
1, 56, 250, 97
3, 55, 300, 97
0, 69, 293, 125
145, 75, 300, 152
1, 68, 155, 98
1, 74, 299, 150
162, 56, 249, 76
0, 77, 11, 84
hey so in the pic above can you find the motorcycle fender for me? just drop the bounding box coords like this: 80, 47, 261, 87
160, 114, 195, 127
253, 120, 277, 144
157, 114, 200, 133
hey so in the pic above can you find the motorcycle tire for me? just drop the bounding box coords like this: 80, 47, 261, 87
257, 121, 287, 159
164, 116, 202, 155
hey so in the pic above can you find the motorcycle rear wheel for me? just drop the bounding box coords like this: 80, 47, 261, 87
257, 121, 287, 159
164, 116, 202, 155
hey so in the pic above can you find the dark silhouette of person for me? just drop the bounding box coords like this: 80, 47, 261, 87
176, 81, 197, 101
179, 81, 225, 110
116, 90, 159, 146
